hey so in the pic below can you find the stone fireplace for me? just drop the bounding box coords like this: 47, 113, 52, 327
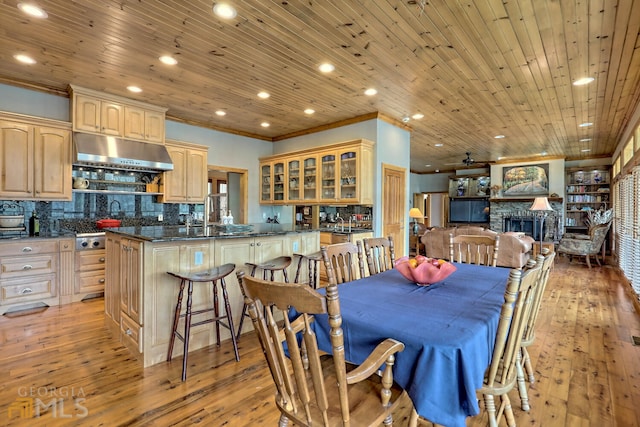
489, 198, 564, 242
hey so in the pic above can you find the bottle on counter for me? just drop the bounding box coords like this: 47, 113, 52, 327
29, 211, 40, 236
227, 210, 234, 224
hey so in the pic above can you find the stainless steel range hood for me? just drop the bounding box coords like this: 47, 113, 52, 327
73, 132, 174, 171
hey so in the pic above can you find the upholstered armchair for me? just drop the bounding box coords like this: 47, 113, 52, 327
557, 221, 612, 268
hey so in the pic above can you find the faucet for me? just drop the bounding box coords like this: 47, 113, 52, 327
109, 200, 121, 217
203, 193, 217, 236
335, 214, 345, 232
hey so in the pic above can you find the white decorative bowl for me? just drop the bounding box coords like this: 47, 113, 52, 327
0, 215, 24, 228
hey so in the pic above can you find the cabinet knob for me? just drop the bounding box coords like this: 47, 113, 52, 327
22, 265, 33, 270
125, 328, 132, 335
20, 287, 33, 294
99, 278, 105, 284
99, 257, 105, 263
22, 247, 33, 252
250, 243, 254, 247
256, 242, 261, 246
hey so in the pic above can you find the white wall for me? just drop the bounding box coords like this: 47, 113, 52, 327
0, 84, 68, 121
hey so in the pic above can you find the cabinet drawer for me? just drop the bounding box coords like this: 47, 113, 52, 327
75, 270, 105, 294
0, 240, 59, 257
1, 274, 57, 304
120, 312, 143, 354
75, 250, 106, 272
1, 255, 56, 278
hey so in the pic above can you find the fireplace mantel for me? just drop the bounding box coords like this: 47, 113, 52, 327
490, 197, 563, 203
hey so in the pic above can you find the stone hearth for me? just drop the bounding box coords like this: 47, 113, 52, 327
489, 198, 564, 242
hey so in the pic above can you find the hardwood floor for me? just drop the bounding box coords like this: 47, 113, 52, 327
1, 256, 639, 426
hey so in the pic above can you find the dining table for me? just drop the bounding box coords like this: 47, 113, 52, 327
311, 262, 512, 427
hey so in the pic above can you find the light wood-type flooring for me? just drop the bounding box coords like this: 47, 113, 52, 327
1, 256, 639, 426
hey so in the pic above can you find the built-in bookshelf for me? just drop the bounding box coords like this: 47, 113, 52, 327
565, 168, 610, 231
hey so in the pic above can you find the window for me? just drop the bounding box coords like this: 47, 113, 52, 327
624, 137, 634, 165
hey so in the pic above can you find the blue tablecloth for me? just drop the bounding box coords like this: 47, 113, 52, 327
312, 263, 511, 427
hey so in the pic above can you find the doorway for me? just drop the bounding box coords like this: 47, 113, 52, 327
208, 165, 248, 224
381, 163, 407, 257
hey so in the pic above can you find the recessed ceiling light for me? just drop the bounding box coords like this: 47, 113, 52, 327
412, 113, 424, 120
402, 117, 410, 123
573, 77, 595, 86
257, 91, 270, 99
127, 86, 142, 93
261, 122, 270, 128
424, 164, 431, 167
581, 148, 591, 152
17, 3, 48, 18
215, 110, 226, 116
494, 135, 505, 139
364, 88, 377, 96
13, 54, 36, 64
579, 122, 593, 127
435, 169, 440, 173
434, 143, 443, 147
497, 156, 505, 160
580, 138, 591, 142
213, 3, 237, 19
318, 63, 335, 73
159, 55, 178, 65
304, 108, 315, 115
541, 151, 548, 156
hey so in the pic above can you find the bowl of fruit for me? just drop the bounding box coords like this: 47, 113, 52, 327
394, 255, 456, 286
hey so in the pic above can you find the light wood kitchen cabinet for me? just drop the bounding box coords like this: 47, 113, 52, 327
124, 105, 165, 143
160, 140, 208, 203
259, 139, 373, 205
74, 249, 105, 300
74, 94, 123, 136
104, 234, 143, 355
0, 114, 72, 201
0, 239, 60, 314
69, 85, 167, 144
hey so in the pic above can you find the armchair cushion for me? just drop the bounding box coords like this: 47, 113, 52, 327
421, 226, 534, 268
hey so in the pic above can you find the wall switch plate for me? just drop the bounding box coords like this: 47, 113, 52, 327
194, 251, 203, 266
158, 214, 163, 221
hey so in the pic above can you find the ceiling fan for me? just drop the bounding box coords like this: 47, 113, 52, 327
445, 151, 493, 167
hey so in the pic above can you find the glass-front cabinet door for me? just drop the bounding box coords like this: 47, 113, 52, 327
273, 161, 285, 203
338, 149, 358, 201
260, 162, 272, 203
302, 155, 318, 201
320, 153, 336, 201
287, 158, 301, 202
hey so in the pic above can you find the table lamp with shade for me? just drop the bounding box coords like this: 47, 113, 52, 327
409, 208, 423, 235
529, 196, 553, 249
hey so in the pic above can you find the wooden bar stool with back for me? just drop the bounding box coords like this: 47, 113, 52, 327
236, 255, 292, 340
166, 263, 239, 381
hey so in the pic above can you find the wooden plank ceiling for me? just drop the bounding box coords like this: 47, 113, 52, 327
0, 0, 638, 173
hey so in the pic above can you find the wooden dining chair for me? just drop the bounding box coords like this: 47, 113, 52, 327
477, 260, 542, 427
320, 242, 366, 285
362, 236, 396, 276
516, 249, 556, 411
235, 270, 413, 427
449, 233, 500, 267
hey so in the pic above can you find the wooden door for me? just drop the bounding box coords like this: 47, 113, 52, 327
74, 94, 101, 133
144, 110, 165, 143
124, 106, 146, 140
0, 121, 33, 199
163, 145, 187, 202
100, 101, 123, 136
34, 126, 72, 200
186, 148, 208, 202
382, 163, 406, 257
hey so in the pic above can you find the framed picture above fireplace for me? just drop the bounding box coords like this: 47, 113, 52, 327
502, 163, 549, 196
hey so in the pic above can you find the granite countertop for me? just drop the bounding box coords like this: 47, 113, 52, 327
104, 223, 319, 242
0, 230, 75, 241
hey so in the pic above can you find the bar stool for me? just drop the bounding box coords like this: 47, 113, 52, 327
167, 263, 239, 382
293, 251, 322, 289
236, 256, 292, 340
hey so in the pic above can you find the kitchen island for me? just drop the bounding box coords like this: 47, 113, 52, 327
104, 224, 319, 367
